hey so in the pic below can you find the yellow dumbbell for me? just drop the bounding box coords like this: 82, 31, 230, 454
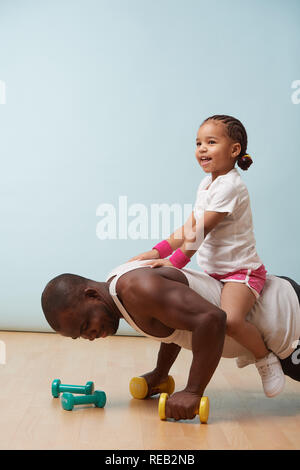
129, 375, 175, 399
158, 393, 210, 423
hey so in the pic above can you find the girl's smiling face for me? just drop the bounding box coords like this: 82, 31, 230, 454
195, 120, 241, 180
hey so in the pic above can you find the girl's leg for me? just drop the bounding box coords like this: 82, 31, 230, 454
221, 282, 269, 360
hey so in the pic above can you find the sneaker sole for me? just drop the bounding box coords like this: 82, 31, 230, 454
264, 377, 286, 398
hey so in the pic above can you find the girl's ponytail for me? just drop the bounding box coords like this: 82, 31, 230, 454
237, 154, 253, 171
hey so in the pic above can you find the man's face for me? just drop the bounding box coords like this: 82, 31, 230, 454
58, 301, 119, 341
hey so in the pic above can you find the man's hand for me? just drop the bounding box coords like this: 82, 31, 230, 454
140, 370, 170, 397
165, 390, 201, 421
142, 259, 174, 268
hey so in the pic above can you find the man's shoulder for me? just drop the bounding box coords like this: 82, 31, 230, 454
116, 265, 191, 311
117, 266, 164, 298
105, 260, 145, 282
107, 261, 189, 289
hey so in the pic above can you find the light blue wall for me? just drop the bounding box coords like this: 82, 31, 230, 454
0, 0, 299, 331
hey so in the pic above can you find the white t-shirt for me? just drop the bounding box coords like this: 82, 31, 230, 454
193, 168, 263, 275
106, 261, 300, 363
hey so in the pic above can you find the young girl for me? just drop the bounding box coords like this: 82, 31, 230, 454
129, 114, 285, 398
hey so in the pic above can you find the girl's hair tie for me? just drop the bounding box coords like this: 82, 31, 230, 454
237, 153, 253, 171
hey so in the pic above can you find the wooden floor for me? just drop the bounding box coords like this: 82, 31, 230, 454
0, 331, 300, 450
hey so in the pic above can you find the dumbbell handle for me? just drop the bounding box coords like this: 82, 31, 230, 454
72, 394, 98, 405
51, 379, 94, 397
158, 393, 209, 423
155, 378, 174, 393
129, 375, 175, 399
59, 384, 91, 394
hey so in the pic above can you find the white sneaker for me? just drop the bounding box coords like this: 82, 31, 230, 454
255, 352, 285, 397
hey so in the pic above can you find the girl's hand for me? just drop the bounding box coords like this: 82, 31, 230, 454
127, 249, 160, 262
142, 258, 174, 268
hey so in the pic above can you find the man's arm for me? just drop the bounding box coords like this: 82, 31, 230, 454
121, 270, 226, 420
139, 342, 182, 397
155, 342, 181, 377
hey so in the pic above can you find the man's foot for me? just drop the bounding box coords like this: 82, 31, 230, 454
255, 352, 285, 397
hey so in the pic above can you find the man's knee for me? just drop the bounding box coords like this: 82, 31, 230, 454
206, 308, 227, 333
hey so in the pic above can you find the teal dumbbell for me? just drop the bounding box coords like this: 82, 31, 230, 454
61, 390, 107, 411
51, 379, 94, 398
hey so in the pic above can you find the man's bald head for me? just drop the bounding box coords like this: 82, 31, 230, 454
41, 273, 92, 331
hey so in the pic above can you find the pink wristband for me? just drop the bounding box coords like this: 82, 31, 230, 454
169, 248, 191, 269
152, 240, 173, 258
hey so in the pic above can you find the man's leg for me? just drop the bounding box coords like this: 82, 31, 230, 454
277, 275, 300, 381
279, 343, 300, 381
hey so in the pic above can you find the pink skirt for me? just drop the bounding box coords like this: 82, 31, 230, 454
207, 264, 267, 299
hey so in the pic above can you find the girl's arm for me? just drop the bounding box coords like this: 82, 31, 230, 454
143, 210, 227, 268
165, 211, 195, 251
128, 213, 193, 262
179, 210, 228, 258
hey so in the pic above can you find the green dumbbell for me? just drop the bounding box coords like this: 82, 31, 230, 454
51, 379, 94, 398
61, 390, 107, 411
